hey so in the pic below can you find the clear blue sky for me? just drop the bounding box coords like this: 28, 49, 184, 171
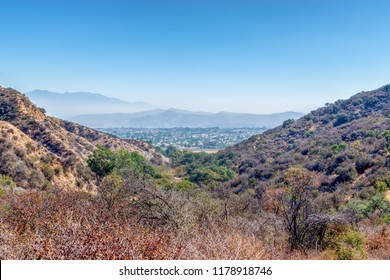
1, 0, 389, 113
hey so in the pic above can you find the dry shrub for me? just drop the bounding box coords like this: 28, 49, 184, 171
365, 226, 390, 260
1, 184, 386, 260
0, 190, 181, 259
178, 225, 270, 260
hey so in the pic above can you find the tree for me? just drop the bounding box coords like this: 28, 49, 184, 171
87, 146, 116, 178
88, 147, 151, 178
333, 114, 349, 127
279, 167, 318, 250
278, 167, 347, 251
165, 145, 178, 158
100, 172, 125, 210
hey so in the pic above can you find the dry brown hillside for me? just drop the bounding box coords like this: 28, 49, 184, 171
0, 86, 167, 190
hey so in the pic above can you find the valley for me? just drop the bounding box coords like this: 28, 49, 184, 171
99, 127, 267, 151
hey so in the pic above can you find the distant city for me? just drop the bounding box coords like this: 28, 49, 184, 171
99, 127, 267, 151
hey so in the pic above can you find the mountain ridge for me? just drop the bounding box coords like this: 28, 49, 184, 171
26, 89, 304, 128
70, 110, 304, 128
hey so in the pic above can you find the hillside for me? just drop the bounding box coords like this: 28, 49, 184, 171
0, 86, 167, 190
69, 109, 304, 128
215, 85, 390, 197
26, 90, 156, 118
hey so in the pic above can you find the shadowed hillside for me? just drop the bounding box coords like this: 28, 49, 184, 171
217, 85, 390, 194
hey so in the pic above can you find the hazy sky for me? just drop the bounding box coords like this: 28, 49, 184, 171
1, 0, 389, 113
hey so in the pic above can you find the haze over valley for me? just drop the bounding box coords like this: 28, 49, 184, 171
26, 89, 304, 130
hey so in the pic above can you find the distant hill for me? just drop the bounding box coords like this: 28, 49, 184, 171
26, 90, 156, 118
69, 109, 304, 128
0, 87, 167, 190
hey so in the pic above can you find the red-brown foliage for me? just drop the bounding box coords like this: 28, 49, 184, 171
0, 190, 181, 259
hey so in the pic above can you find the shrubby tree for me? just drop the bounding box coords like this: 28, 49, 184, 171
87, 146, 177, 226
334, 114, 349, 127
279, 167, 317, 250
278, 167, 346, 251
165, 145, 178, 158
100, 172, 125, 210
87, 146, 116, 178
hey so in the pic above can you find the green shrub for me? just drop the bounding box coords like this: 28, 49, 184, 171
42, 163, 55, 181
37, 107, 46, 114
76, 178, 84, 188
347, 193, 389, 220
347, 199, 371, 219
331, 142, 347, 152
42, 180, 51, 190
157, 178, 174, 189
355, 157, 374, 174
336, 230, 366, 260
383, 84, 390, 92
383, 130, 390, 141
0, 175, 16, 188
334, 114, 349, 127
78, 166, 93, 181
176, 179, 194, 190
384, 214, 390, 225
54, 165, 63, 175
282, 119, 294, 128
375, 181, 388, 192
0, 188, 5, 198
366, 130, 377, 137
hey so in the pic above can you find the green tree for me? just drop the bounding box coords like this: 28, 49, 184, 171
165, 145, 178, 158
87, 146, 116, 177
333, 114, 349, 127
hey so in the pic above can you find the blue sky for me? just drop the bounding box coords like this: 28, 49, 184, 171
1, 0, 389, 113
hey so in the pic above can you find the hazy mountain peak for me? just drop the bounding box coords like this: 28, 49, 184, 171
25, 89, 157, 118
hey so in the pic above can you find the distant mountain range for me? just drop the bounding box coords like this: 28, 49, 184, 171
69, 109, 304, 128
26, 90, 156, 118
26, 89, 304, 128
